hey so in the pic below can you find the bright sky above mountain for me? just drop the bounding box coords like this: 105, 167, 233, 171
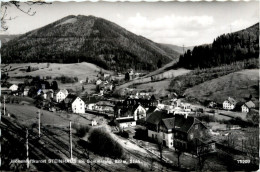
2, 1, 259, 46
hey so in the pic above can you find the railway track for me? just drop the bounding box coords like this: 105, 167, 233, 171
2, 116, 177, 171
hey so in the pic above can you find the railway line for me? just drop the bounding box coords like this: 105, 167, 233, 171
2, 114, 178, 171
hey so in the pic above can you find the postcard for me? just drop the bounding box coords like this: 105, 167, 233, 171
0, 1, 259, 171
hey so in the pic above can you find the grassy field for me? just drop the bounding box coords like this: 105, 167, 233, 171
4, 103, 106, 128
114, 67, 191, 97
3, 62, 110, 93
5, 62, 111, 81
184, 69, 259, 105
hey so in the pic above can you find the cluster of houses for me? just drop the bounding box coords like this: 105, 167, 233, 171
222, 97, 256, 112
95, 73, 115, 96
110, 92, 215, 154
3, 82, 86, 114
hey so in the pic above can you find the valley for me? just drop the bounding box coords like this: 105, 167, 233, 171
1, 8, 259, 172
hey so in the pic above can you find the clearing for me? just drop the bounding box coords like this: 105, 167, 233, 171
184, 69, 259, 105
4, 62, 111, 81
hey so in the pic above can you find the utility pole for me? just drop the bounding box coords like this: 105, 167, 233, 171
3, 95, 6, 116
38, 110, 41, 138
182, 44, 185, 54
26, 129, 29, 169
70, 121, 73, 159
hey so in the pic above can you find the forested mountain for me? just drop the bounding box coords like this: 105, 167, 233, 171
178, 23, 259, 69
1, 15, 180, 71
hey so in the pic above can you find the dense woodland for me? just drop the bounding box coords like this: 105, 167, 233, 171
178, 23, 259, 69
1, 15, 179, 72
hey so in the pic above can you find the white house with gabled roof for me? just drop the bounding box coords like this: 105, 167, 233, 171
55, 89, 68, 102
65, 94, 85, 114
72, 97, 85, 114
241, 101, 255, 113
223, 97, 237, 110
9, 84, 18, 91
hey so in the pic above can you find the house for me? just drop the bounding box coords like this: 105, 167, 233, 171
9, 84, 18, 91
223, 97, 237, 110
171, 115, 209, 152
91, 120, 97, 126
208, 101, 217, 108
87, 103, 96, 110
241, 101, 255, 112
147, 112, 213, 154
23, 86, 30, 96
96, 79, 102, 85
115, 118, 136, 129
94, 101, 114, 113
55, 89, 68, 103
123, 95, 157, 108
105, 84, 113, 91
146, 106, 160, 119
64, 94, 85, 114
146, 111, 173, 141
103, 73, 110, 79
132, 104, 146, 120
181, 103, 191, 111
41, 89, 54, 99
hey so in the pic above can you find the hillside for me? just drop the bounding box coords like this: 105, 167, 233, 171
1, 15, 180, 71
6, 62, 109, 81
184, 69, 259, 105
178, 23, 259, 69
158, 43, 194, 54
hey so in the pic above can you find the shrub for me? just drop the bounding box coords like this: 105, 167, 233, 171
73, 124, 90, 138
55, 75, 79, 84
120, 130, 129, 138
46, 76, 52, 80
88, 127, 124, 159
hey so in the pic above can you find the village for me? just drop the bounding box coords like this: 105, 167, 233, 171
1, 65, 258, 171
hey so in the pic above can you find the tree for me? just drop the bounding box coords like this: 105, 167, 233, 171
156, 138, 164, 161
125, 72, 130, 81
86, 77, 89, 83
157, 59, 162, 69
1, 1, 51, 31
51, 81, 58, 90
26, 66, 31, 72
1, 64, 11, 85
174, 143, 185, 168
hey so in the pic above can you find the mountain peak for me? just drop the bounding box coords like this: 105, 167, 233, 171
1, 15, 180, 71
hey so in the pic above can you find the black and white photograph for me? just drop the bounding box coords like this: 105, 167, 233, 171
0, 0, 259, 171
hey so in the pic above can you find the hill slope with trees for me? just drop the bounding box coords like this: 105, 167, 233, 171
1, 15, 180, 71
178, 23, 259, 69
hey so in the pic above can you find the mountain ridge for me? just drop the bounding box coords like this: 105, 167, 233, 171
1, 15, 180, 71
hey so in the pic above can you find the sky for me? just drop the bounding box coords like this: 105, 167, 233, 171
1, 1, 259, 46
